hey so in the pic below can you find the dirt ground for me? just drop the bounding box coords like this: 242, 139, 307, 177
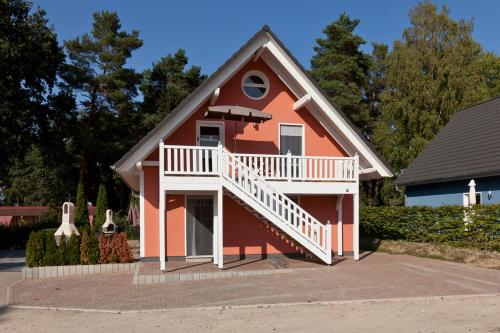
1, 294, 499, 333
375, 240, 500, 269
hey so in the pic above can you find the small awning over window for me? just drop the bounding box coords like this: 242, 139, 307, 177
204, 105, 272, 123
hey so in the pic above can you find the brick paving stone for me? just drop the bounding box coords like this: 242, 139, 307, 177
9, 253, 500, 311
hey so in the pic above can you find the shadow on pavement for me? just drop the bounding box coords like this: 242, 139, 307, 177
0, 250, 25, 272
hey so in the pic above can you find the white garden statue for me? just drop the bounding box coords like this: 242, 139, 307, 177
102, 209, 116, 234
54, 202, 80, 243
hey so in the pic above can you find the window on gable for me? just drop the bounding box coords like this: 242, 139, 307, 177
242, 70, 269, 100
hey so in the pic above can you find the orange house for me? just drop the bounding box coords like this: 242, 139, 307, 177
113, 26, 392, 270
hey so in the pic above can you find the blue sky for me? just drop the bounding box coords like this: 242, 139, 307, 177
33, 0, 500, 75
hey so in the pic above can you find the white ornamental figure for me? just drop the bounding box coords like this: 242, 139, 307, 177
54, 202, 80, 243
102, 209, 116, 234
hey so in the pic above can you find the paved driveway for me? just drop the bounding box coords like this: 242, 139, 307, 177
0, 251, 24, 307
7, 252, 500, 311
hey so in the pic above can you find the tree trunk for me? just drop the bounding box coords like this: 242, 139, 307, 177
78, 84, 99, 184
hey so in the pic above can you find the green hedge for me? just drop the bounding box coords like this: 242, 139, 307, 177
360, 205, 500, 251
25, 230, 131, 267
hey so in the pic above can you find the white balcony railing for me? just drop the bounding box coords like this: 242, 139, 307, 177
162, 145, 357, 182
234, 152, 356, 182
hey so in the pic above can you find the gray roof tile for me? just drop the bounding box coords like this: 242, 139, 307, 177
396, 97, 500, 186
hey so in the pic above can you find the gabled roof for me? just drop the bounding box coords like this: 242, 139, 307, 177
113, 26, 393, 190
396, 97, 500, 186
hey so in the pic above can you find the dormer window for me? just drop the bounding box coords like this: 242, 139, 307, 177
242, 70, 269, 100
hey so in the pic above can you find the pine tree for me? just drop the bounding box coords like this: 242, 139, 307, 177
62, 11, 143, 184
88, 232, 100, 264
94, 184, 107, 232
80, 231, 90, 264
42, 231, 57, 266
55, 234, 67, 265
75, 182, 88, 228
139, 49, 206, 133
66, 234, 81, 265
311, 13, 371, 137
26, 231, 44, 267
6, 145, 64, 206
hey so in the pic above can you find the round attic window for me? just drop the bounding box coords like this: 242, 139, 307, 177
242, 70, 269, 100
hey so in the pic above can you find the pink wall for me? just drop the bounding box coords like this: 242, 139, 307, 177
143, 166, 159, 257
141, 57, 354, 259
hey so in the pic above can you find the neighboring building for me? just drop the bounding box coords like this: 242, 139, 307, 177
396, 97, 500, 206
0, 206, 49, 227
113, 26, 392, 270
0, 205, 96, 227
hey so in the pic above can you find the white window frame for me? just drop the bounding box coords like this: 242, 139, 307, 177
278, 123, 305, 156
196, 121, 225, 147
241, 70, 270, 100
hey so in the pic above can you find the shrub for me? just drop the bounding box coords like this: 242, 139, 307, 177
75, 182, 88, 228
99, 232, 132, 263
26, 231, 45, 267
66, 234, 81, 265
55, 234, 68, 265
98, 234, 113, 264
111, 232, 133, 263
360, 204, 500, 251
88, 231, 100, 264
94, 184, 107, 233
114, 213, 139, 240
42, 231, 57, 266
80, 231, 90, 265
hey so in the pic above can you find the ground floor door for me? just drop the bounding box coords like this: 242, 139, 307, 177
186, 197, 214, 257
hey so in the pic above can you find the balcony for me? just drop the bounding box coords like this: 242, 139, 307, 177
160, 144, 358, 194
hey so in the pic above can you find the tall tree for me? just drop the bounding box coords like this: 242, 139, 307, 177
373, 2, 488, 171
62, 11, 143, 189
481, 52, 500, 97
311, 14, 372, 137
0, 0, 64, 193
6, 145, 64, 206
139, 49, 206, 133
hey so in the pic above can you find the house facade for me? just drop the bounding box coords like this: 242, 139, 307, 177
113, 26, 392, 270
397, 97, 500, 207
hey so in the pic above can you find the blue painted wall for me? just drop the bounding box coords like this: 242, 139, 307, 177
405, 176, 500, 207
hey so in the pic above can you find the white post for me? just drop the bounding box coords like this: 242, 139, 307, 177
217, 186, 224, 269
326, 220, 332, 265
353, 154, 360, 261
159, 140, 166, 271
286, 150, 292, 182
336, 194, 344, 256
218, 142, 224, 176
213, 191, 219, 266
139, 166, 145, 258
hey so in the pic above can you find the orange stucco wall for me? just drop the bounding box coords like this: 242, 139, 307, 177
143, 166, 159, 257
141, 58, 354, 259
163, 58, 347, 157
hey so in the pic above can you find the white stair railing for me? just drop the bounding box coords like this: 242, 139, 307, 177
161, 144, 336, 264
220, 147, 332, 264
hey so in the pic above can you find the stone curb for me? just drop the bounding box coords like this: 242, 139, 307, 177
132, 267, 317, 285
22, 262, 139, 280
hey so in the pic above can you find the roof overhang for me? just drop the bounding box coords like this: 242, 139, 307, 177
112, 26, 393, 191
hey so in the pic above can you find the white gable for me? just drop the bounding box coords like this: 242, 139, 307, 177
113, 27, 392, 191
